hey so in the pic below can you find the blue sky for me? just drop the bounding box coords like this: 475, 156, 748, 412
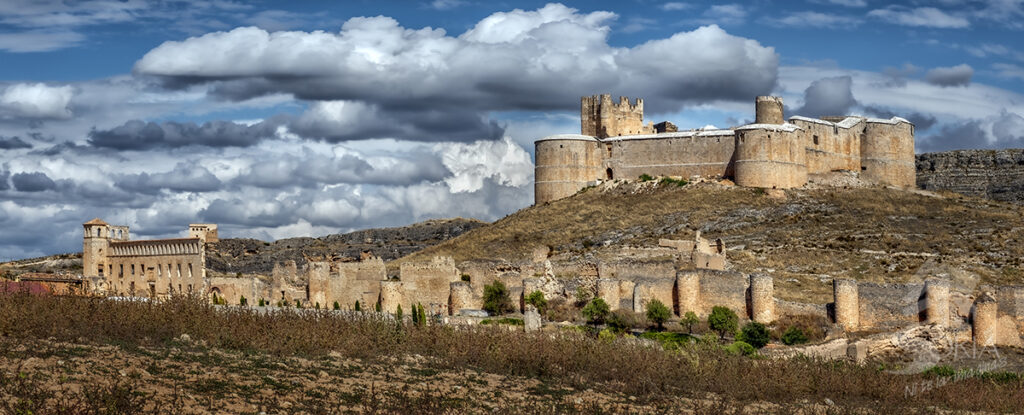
0, 0, 1023, 259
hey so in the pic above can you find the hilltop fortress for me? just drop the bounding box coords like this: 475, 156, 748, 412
535, 94, 916, 203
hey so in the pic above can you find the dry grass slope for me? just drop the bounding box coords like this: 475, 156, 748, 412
398, 182, 1024, 303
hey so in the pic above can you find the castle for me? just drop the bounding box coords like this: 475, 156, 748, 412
534, 94, 916, 203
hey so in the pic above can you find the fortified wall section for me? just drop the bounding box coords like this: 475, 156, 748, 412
604, 131, 735, 181
862, 119, 916, 187
581, 94, 654, 138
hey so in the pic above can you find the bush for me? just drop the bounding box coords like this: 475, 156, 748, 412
258, 298, 265, 307
726, 341, 757, 357
607, 310, 638, 334
573, 286, 592, 307
640, 331, 693, 351
639, 173, 654, 182
239, 296, 247, 306
333, 301, 340, 311
781, 326, 809, 345
483, 281, 514, 315
645, 299, 671, 330
355, 301, 361, 312
375, 302, 382, 313
738, 322, 770, 349
659, 177, 688, 187
582, 298, 610, 325
598, 328, 616, 343
772, 314, 828, 343
708, 306, 738, 339
315, 302, 320, 310
480, 318, 524, 326
396, 304, 403, 320
295, 300, 301, 309
525, 290, 546, 313
681, 311, 699, 334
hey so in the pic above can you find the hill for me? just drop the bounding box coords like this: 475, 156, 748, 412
397, 179, 1024, 304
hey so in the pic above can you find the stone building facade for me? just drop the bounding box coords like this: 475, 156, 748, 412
534, 94, 917, 204
82, 218, 211, 297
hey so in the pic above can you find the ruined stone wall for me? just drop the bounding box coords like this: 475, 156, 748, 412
597, 258, 675, 281
604, 132, 735, 181
916, 149, 1024, 203
534, 136, 602, 204
855, 282, 925, 330
399, 257, 460, 315
791, 116, 863, 174
207, 276, 264, 306
633, 278, 676, 315
734, 126, 808, 188
106, 239, 205, 298
693, 269, 749, 316
326, 257, 387, 310
862, 119, 915, 187
581, 94, 653, 138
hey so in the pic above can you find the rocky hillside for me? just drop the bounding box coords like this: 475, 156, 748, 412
205, 218, 484, 275
398, 180, 1024, 304
917, 149, 1024, 203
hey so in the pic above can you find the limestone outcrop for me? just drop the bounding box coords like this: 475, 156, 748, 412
917, 149, 1024, 203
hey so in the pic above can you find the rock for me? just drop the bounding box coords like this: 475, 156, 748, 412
524, 307, 541, 332
917, 149, 1024, 203
178, 333, 191, 343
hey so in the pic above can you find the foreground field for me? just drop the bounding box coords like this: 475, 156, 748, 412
1, 294, 1022, 414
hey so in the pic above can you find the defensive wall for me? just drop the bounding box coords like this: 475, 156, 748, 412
535, 94, 916, 204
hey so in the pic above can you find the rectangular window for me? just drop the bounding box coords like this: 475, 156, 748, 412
177, 264, 181, 278
98, 266, 104, 277
188, 264, 193, 278
119, 264, 124, 278
131, 264, 135, 275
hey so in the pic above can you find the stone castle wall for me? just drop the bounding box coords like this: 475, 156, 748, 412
581, 94, 654, 138
534, 136, 602, 203
791, 116, 864, 174
604, 132, 735, 181
862, 119, 916, 187
734, 125, 808, 188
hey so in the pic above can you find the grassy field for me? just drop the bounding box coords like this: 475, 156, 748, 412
0, 293, 1022, 413
396, 181, 1024, 303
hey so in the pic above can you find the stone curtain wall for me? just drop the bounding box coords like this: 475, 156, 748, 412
917, 149, 1024, 203
604, 133, 735, 181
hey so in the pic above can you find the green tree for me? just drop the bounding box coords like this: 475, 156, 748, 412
258, 298, 265, 307
708, 306, 739, 340
410, 303, 418, 324
781, 326, 808, 345
355, 300, 361, 312
525, 290, 547, 313
295, 300, 302, 308
239, 295, 247, 306
483, 280, 514, 315
738, 321, 771, 348
681, 311, 699, 334
315, 302, 320, 309
645, 299, 671, 331
417, 303, 427, 326
582, 298, 610, 325
375, 302, 382, 313
333, 301, 340, 310
396, 304, 403, 321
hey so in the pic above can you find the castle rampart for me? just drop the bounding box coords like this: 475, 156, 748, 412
535, 94, 917, 204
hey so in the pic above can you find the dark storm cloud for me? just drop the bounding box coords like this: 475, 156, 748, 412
87, 118, 280, 150
11, 171, 56, 192
792, 76, 858, 118
114, 163, 223, 195
0, 135, 31, 149
924, 64, 973, 87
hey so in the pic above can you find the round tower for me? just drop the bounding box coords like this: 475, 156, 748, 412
534, 135, 602, 204
449, 281, 474, 316
676, 270, 701, 316
750, 274, 774, 323
924, 278, 950, 327
861, 119, 915, 187
597, 279, 621, 312
755, 96, 784, 124
972, 293, 997, 347
833, 279, 859, 331
379, 280, 405, 316
734, 125, 808, 188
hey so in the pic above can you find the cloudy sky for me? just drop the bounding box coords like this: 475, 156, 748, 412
0, 0, 1022, 259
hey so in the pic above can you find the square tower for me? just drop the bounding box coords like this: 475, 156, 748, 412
581, 94, 653, 138
188, 224, 219, 243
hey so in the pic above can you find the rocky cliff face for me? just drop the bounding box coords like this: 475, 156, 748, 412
916, 149, 1024, 202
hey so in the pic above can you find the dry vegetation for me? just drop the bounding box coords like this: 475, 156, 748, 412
1, 293, 1022, 413
398, 182, 1024, 303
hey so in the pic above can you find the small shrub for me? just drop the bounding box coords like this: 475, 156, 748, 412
681, 311, 699, 334
411, 303, 419, 325
645, 299, 671, 330
708, 306, 738, 340
333, 301, 340, 311
659, 177, 688, 187
598, 328, 616, 343
738, 321, 771, 349
295, 300, 302, 309
258, 298, 265, 307
525, 290, 547, 313
315, 302, 320, 309
726, 341, 757, 357
355, 301, 361, 312
607, 310, 638, 334
640, 331, 692, 351
483, 281, 514, 315
239, 296, 247, 306
396, 304, 403, 320
574, 285, 592, 307
639, 173, 654, 182
375, 302, 381, 313
417, 303, 426, 326
480, 318, 524, 326
781, 326, 808, 345
582, 298, 610, 325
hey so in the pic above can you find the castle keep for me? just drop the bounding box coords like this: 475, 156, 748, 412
535, 94, 916, 203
